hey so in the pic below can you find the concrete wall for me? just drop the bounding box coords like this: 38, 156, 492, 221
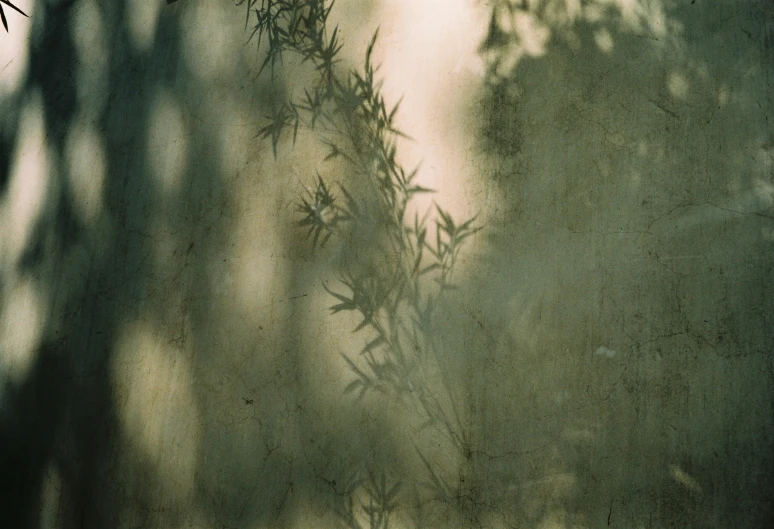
0, 0, 772, 527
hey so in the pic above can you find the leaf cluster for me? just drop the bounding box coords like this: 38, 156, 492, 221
248, 0, 480, 473
333, 471, 402, 529
241, 0, 338, 78
297, 174, 348, 247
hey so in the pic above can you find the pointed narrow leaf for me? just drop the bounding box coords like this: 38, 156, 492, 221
457, 215, 479, 232
330, 301, 357, 313
344, 379, 364, 394
320, 230, 334, 248
415, 447, 451, 499
387, 95, 403, 125
419, 263, 441, 276
328, 288, 355, 304
366, 27, 380, 67
324, 284, 354, 304
385, 481, 402, 504
407, 185, 434, 195
362, 335, 386, 354
353, 314, 373, 332
387, 126, 413, 141
0, 0, 27, 17
341, 353, 369, 379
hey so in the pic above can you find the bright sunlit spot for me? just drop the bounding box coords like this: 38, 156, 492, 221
39, 462, 63, 528
0, 276, 45, 384
512, 11, 551, 57
112, 322, 200, 503
594, 27, 614, 53
182, 1, 242, 81
669, 464, 703, 496
667, 71, 689, 100
148, 90, 188, 195
126, 0, 161, 52
357, 0, 488, 226
2, 91, 51, 265
65, 115, 106, 224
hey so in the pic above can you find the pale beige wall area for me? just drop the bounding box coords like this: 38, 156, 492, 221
0, 0, 772, 528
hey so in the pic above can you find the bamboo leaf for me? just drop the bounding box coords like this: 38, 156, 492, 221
406, 185, 434, 196
0, 0, 27, 18
387, 95, 403, 125
415, 447, 451, 500
362, 335, 386, 354
330, 301, 357, 313
419, 263, 441, 276
353, 314, 373, 332
324, 284, 353, 305
341, 353, 370, 382
385, 481, 402, 504
344, 379, 364, 394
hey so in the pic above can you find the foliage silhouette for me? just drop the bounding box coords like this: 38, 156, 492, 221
331, 470, 402, 529
247, 0, 482, 522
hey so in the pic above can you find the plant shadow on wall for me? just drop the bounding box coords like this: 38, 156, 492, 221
0, 1, 214, 525
0, 0, 770, 527
245, 0, 489, 526
0, 1, 336, 528
468, 0, 774, 528
0, 0, 471, 527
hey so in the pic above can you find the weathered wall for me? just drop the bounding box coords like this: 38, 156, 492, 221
0, 0, 772, 528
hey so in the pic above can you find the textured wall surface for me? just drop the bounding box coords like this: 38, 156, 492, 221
0, 0, 772, 528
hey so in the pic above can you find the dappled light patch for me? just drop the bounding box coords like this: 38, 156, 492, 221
126, 0, 161, 53
181, 1, 242, 82
593, 27, 613, 53
753, 177, 774, 209
481, 0, 680, 79
504, 279, 561, 354
667, 70, 689, 100
717, 84, 730, 107
512, 10, 551, 57
39, 461, 63, 528
594, 345, 617, 358
229, 224, 288, 316
65, 114, 106, 224
147, 89, 188, 195
70, 0, 108, 115
215, 97, 260, 181
0, 275, 45, 384
111, 321, 200, 505
761, 225, 774, 242
1, 90, 50, 265
669, 464, 703, 497
219, 154, 297, 321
